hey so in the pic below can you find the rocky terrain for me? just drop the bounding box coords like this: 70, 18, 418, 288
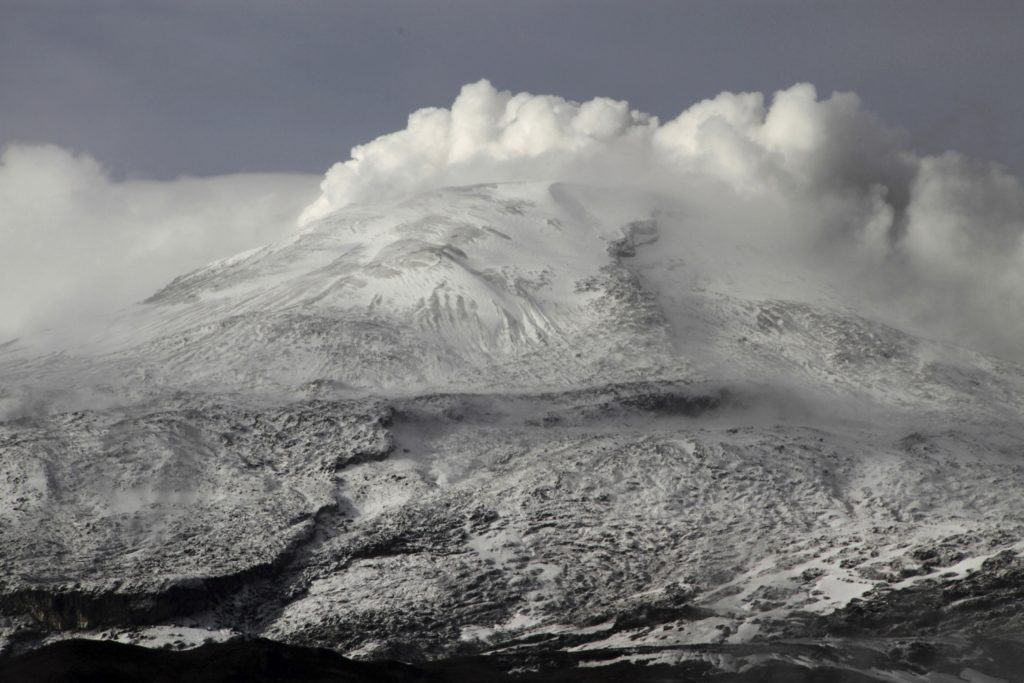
1, 182, 1023, 680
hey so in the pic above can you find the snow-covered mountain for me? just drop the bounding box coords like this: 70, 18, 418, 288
2, 182, 1024, 680
6, 181, 1021, 412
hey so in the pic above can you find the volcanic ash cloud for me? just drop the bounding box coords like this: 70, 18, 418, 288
302, 80, 1024, 361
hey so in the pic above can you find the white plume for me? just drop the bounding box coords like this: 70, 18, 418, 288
301, 80, 1024, 360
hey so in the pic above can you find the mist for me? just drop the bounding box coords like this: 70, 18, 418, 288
0, 144, 318, 341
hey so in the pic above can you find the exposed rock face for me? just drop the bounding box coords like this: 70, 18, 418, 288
2, 182, 1024, 679
816, 549, 1024, 638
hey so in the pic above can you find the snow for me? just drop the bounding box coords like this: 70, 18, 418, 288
41, 625, 239, 651
3, 181, 1024, 676
958, 668, 1010, 683
813, 574, 875, 606
460, 612, 544, 643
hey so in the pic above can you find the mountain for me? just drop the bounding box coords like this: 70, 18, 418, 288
2, 182, 1023, 681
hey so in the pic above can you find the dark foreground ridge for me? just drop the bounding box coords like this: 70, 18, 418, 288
0, 638, 420, 683
4, 637, 1024, 683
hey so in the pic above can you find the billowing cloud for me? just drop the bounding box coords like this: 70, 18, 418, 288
300, 80, 911, 222
302, 80, 1024, 360
0, 144, 318, 341
4, 81, 1023, 361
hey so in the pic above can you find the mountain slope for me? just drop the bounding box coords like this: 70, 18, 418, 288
2, 182, 1024, 680
4, 182, 1021, 414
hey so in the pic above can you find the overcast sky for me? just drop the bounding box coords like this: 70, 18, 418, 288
3, 0, 1023, 179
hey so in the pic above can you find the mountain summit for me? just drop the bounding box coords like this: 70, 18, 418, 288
5, 181, 1020, 412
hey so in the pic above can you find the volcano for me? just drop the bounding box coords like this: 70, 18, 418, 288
2, 181, 1024, 681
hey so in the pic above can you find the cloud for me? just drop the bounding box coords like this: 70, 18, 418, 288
4, 81, 1022, 362
301, 79, 1024, 361
0, 143, 318, 341
300, 80, 910, 221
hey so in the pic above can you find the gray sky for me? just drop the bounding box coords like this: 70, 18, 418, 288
2, 0, 1023, 179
